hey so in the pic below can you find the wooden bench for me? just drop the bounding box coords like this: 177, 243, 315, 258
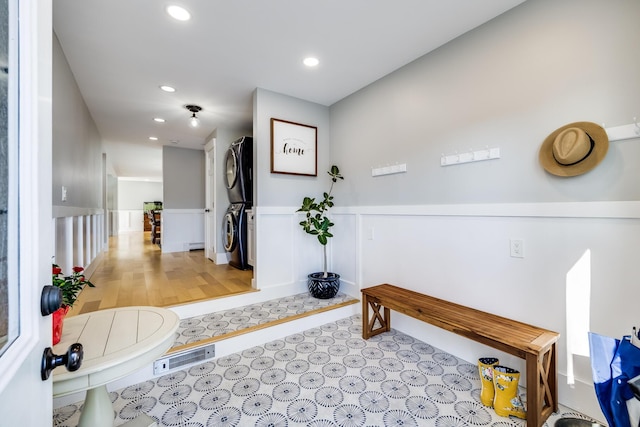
361, 283, 559, 427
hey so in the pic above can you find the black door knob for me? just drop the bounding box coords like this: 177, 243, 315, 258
41, 343, 83, 380
40, 285, 62, 316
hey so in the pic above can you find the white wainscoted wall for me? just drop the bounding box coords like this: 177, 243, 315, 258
115, 179, 163, 234
52, 32, 105, 278
161, 146, 206, 254
117, 210, 144, 233
52, 207, 106, 280
252, 206, 358, 297
249, 201, 640, 423
161, 209, 205, 253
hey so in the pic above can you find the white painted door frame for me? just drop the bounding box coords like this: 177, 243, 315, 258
0, 0, 54, 424
204, 138, 216, 262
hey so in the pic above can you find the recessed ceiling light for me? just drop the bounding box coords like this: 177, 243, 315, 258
148, 136, 158, 141
303, 57, 319, 67
166, 5, 191, 21
159, 85, 176, 93
153, 117, 166, 123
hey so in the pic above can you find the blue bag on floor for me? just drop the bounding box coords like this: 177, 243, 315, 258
589, 332, 640, 427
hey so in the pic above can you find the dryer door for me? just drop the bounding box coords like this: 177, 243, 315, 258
223, 211, 237, 252
225, 148, 238, 190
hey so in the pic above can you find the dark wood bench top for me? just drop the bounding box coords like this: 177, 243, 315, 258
361, 283, 558, 358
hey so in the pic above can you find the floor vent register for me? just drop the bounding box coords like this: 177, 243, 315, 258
153, 343, 216, 375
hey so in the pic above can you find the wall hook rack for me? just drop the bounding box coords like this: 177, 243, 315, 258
371, 163, 407, 177
604, 117, 640, 142
440, 146, 500, 167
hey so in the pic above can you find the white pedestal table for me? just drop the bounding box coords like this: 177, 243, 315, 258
53, 306, 179, 427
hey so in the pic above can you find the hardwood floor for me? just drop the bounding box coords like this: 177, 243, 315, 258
69, 232, 254, 316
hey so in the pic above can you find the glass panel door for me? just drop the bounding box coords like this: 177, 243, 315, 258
0, 0, 19, 357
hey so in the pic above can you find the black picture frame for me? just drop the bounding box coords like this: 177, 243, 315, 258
270, 118, 317, 176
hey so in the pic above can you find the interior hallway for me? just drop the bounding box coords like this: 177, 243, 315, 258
70, 232, 254, 316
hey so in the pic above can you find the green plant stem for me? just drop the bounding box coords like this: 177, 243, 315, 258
297, 165, 343, 278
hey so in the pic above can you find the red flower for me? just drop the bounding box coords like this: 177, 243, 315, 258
51, 263, 95, 308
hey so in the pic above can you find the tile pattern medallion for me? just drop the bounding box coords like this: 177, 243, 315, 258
54, 310, 599, 426
171, 292, 357, 349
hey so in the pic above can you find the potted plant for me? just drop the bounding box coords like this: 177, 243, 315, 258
51, 264, 95, 344
297, 165, 344, 299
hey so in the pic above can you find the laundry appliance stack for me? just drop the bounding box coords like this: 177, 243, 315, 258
223, 136, 253, 270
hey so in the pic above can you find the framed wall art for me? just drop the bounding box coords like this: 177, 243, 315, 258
270, 118, 317, 176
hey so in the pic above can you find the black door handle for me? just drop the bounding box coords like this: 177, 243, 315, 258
41, 343, 83, 380
40, 285, 62, 316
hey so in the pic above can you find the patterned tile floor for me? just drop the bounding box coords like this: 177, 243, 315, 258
171, 292, 358, 349
53, 312, 599, 426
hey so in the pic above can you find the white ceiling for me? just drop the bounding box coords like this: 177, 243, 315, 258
53, 0, 526, 181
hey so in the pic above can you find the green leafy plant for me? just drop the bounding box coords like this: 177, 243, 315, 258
297, 165, 344, 278
52, 264, 95, 308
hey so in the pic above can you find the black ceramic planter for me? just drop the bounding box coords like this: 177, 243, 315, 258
307, 272, 340, 299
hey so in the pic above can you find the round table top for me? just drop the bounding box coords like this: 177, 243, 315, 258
52, 306, 179, 397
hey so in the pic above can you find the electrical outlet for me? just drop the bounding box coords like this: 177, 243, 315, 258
61, 186, 67, 202
510, 239, 524, 258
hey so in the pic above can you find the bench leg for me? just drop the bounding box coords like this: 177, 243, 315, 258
362, 295, 390, 339
525, 343, 558, 427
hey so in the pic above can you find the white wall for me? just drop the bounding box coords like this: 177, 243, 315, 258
161, 210, 205, 253
162, 146, 205, 209
116, 179, 162, 233
53, 212, 104, 278
52, 32, 103, 209
330, 0, 640, 205
162, 146, 205, 253
106, 174, 118, 236
319, 0, 640, 422
117, 180, 162, 210
253, 88, 331, 208
52, 31, 105, 272
337, 203, 640, 420
252, 89, 331, 291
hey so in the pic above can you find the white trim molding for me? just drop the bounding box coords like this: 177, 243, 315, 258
256, 201, 640, 219
53, 205, 104, 218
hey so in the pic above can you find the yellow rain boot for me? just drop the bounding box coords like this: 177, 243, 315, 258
478, 357, 499, 407
492, 365, 526, 419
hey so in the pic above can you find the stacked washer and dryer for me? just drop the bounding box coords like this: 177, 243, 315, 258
223, 136, 253, 270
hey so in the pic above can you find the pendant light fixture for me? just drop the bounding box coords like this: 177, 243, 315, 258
185, 105, 202, 128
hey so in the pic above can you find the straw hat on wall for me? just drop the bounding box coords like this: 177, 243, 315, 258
539, 122, 609, 177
